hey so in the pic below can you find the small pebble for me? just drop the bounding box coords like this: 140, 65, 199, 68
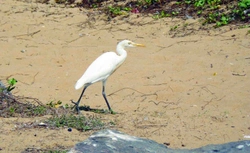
244, 135, 250, 139
38, 122, 47, 126
163, 142, 170, 146
236, 144, 244, 149
21, 49, 26, 53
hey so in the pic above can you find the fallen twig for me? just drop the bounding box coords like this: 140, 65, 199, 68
232, 73, 246, 76
13, 30, 41, 38
157, 40, 199, 51
136, 124, 168, 128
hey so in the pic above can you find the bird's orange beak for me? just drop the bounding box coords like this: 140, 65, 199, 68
134, 43, 145, 47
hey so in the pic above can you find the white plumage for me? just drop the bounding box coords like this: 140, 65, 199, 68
75, 52, 125, 90
72, 40, 145, 113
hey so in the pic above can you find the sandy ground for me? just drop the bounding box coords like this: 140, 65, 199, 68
0, 0, 250, 152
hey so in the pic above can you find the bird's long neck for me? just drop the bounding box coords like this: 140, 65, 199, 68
116, 45, 127, 58
115, 45, 127, 68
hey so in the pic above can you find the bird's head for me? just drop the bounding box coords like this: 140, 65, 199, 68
119, 40, 145, 48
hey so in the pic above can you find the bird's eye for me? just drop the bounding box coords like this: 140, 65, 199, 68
128, 42, 131, 45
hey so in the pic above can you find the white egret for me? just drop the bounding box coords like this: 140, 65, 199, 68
72, 40, 145, 113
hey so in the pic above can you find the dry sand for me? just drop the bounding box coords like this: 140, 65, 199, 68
0, 0, 250, 152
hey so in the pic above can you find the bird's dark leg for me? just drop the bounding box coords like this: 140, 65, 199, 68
71, 86, 88, 113
102, 81, 112, 112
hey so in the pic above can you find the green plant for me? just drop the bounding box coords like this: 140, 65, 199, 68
137, 0, 161, 8
62, 103, 70, 109
144, 0, 159, 5
216, 15, 230, 27
9, 107, 15, 114
7, 78, 17, 92
109, 121, 116, 125
123, 7, 132, 12
183, 23, 189, 27
170, 25, 179, 31
175, 1, 181, 5
172, 11, 179, 16
194, 0, 221, 8
47, 100, 62, 108
208, 0, 221, 9
47, 115, 105, 131
152, 10, 170, 19
203, 12, 219, 24
185, 0, 192, 4
231, 0, 250, 21
33, 106, 47, 115
108, 6, 122, 15
108, 6, 131, 17
238, 0, 250, 9
194, 0, 205, 8
238, 25, 250, 28
197, 10, 202, 15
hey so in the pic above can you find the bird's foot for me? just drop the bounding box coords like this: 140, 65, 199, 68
110, 109, 116, 114
71, 100, 80, 114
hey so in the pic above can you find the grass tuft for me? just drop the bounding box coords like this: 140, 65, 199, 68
46, 114, 105, 131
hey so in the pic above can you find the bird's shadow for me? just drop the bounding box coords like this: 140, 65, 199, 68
78, 105, 115, 114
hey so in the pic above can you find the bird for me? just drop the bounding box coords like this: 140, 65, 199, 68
71, 40, 145, 113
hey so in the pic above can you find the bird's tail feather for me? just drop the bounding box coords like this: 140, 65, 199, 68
75, 79, 84, 90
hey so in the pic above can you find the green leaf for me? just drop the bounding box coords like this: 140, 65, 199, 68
8, 78, 17, 86
239, 3, 247, 8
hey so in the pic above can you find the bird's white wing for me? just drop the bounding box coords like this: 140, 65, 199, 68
75, 52, 122, 90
